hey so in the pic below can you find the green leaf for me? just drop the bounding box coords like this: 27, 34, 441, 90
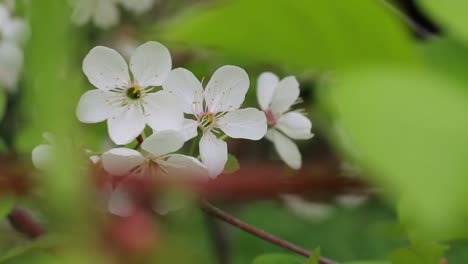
389, 243, 447, 264
0, 251, 56, 264
0, 235, 59, 263
324, 66, 468, 241
418, 0, 468, 46
0, 195, 15, 218
163, 0, 420, 70
0, 89, 7, 122
252, 254, 303, 264
306, 247, 320, 264
421, 37, 468, 85
223, 154, 240, 174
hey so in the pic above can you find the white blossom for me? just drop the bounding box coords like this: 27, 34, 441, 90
31, 133, 55, 170
70, 0, 156, 29
102, 130, 207, 216
76, 41, 184, 145
257, 72, 313, 170
163, 66, 267, 178
0, 4, 29, 91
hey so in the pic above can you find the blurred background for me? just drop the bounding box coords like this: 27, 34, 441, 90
1, 0, 468, 263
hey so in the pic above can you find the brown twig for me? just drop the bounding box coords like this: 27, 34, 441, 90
7, 207, 46, 239
201, 200, 338, 264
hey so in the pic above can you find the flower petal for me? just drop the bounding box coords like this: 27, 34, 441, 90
269, 76, 300, 115
32, 144, 53, 170
70, 0, 93, 26
102, 147, 145, 176
0, 42, 22, 90
164, 154, 208, 179
179, 118, 199, 141
82, 46, 130, 91
217, 108, 267, 140
199, 131, 227, 178
257, 72, 279, 110
130, 41, 172, 87
276, 112, 314, 140
107, 104, 146, 145
266, 129, 302, 170
141, 130, 185, 157
76, 89, 115, 123
162, 68, 204, 115
118, 0, 155, 14
93, 0, 120, 29
108, 185, 135, 217
144, 91, 185, 132
204, 65, 249, 113
2, 18, 29, 45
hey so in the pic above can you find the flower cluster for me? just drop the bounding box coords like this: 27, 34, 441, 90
33, 41, 314, 215
70, 0, 157, 29
0, 3, 29, 91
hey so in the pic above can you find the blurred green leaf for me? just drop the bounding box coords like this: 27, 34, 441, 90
389, 243, 447, 264
163, 0, 420, 69
0, 235, 58, 263
0, 89, 6, 122
0, 252, 56, 264
224, 154, 240, 174
343, 261, 390, 264
421, 37, 468, 85
306, 247, 320, 264
0, 195, 14, 218
252, 253, 303, 264
418, 0, 468, 46
325, 66, 468, 241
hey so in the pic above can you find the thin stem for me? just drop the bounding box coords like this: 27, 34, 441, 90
189, 135, 201, 156
134, 134, 145, 150
201, 200, 338, 264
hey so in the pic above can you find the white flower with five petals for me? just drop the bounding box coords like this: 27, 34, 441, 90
76, 41, 184, 145
101, 130, 207, 216
257, 72, 313, 169
163, 66, 267, 178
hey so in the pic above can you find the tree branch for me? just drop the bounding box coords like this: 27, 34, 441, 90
201, 200, 338, 264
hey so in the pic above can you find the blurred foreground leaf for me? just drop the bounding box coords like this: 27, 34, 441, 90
306, 247, 320, 264
325, 66, 468, 241
163, 0, 419, 70
389, 243, 447, 264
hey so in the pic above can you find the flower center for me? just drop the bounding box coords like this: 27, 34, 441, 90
200, 113, 216, 128
264, 109, 277, 125
126, 86, 141, 100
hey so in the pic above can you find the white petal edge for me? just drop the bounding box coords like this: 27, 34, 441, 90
179, 118, 199, 141
162, 68, 204, 115
199, 131, 227, 178
204, 65, 249, 113
164, 154, 208, 179
144, 91, 185, 132
141, 130, 185, 157
76, 89, 115, 123
269, 76, 300, 115
82, 46, 130, 91
266, 129, 302, 170
130, 41, 172, 87
257, 72, 279, 110
102, 147, 145, 176
107, 104, 146, 145
217, 108, 267, 140
276, 112, 314, 140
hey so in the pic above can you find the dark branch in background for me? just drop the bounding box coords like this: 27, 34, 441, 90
7, 207, 46, 239
380, 0, 442, 40
201, 201, 338, 264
